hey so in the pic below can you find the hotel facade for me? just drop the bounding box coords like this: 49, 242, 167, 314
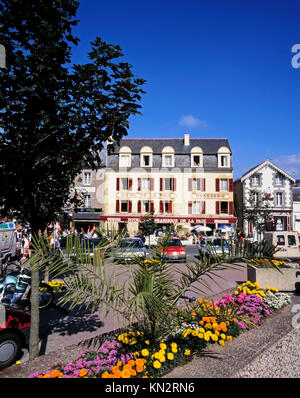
99, 134, 237, 235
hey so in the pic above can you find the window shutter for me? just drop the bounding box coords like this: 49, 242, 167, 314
150, 178, 154, 191
202, 201, 206, 214
128, 178, 133, 191
160, 200, 164, 213
229, 179, 233, 192
128, 200, 132, 213
169, 201, 172, 214
229, 201, 234, 215
116, 178, 120, 191
137, 178, 141, 191
201, 178, 206, 192
188, 178, 193, 192
172, 178, 176, 191
216, 201, 220, 214
116, 200, 120, 213
188, 201, 193, 214
160, 178, 163, 191
150, 201, 154, 213
137, 200, 141, 213
215, 178, 220, 192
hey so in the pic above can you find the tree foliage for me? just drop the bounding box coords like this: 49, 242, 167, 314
0, 0, 146, 232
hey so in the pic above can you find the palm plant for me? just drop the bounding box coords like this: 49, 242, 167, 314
41, 229, 282, 347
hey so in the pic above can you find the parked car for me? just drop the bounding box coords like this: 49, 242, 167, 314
199, 237, 230, 258
113, 238, 148, 262
0, 304, 30, 370
80, 238, 100, 257
160, 238, 187, 262
264, 231, 300, 259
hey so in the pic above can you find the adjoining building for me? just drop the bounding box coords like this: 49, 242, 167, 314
69, 151, 106, 232
99, 134, 237, 235
292, 181, 300, 233
234, 159, 296, 240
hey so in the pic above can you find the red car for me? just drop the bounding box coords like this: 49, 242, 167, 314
0, 304, 30, 369
161, 238, 187, 262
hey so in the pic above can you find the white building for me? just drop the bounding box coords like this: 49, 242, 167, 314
292, 186, 300, 233
234, 160, 296, 240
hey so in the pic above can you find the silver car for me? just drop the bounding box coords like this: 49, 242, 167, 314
199, 237, 230, 258
114, 238, 148, 262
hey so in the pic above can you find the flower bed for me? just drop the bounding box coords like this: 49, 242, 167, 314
28, 281, 291, 379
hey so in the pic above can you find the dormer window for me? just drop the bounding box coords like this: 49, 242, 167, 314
218, 146, 231, 168
190, 146, 203, 167
119, 146, 132, 168
162, 146, 175, 167
140, 146, 153, 167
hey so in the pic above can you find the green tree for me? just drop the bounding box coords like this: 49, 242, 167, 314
0, 0, 145, 359
138, 213, 158, 247
241, 190, 273, 241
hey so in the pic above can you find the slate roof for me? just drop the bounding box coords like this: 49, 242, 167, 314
108, 138, 231, 155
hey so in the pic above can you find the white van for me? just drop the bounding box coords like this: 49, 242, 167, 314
264, 231, 300, 258
0, 222, 17, 262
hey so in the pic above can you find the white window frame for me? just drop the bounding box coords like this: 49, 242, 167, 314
220, 179, 228, 192
275, 192, 283, 206
119, 154, 131, 167
251, 175, 260, 186
83, 171, 92, 186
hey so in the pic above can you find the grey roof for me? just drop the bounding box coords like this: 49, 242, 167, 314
108, 138, 231, 155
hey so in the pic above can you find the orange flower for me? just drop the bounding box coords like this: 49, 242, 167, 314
121, 368, 131, 378
112, 370, 122, 378
136, 358, 146, 367
136, 365, 144, 373
128, 359, 136, 367
50, 370, 63, 378
130, 369, 137, 376
79, 368, 88, 377
197, 298, 203, 303
102, 371, 111, 378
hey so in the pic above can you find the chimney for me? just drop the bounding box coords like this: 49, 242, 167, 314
184, 133, 190, 146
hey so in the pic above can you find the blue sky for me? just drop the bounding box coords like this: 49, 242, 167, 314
71, 0, 300, 180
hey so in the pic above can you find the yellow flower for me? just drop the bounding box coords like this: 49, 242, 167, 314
141, 349, 149, 357
15, 360, 21, 365
144, 340, 150, 345
160, 343, 167, 350
218, 339, 225, 346
184, 349, 191, 356
153, 360, 161, 369
167, 352, 174, 360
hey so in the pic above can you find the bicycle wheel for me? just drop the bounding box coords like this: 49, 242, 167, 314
28, 283, 54, 310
